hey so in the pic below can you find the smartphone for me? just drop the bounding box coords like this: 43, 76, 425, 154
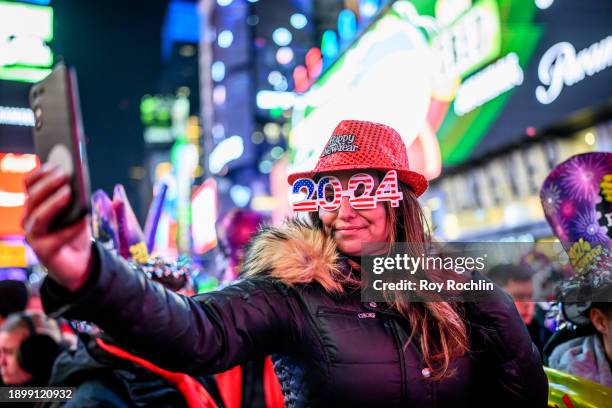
30, 63, 91, 230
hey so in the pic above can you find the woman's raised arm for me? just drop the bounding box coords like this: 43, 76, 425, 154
41, 241, 305, 374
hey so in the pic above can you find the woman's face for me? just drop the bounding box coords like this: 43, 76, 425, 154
318, 170, 390, 256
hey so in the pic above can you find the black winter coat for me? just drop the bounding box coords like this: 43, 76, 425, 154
41, 221, 548, 407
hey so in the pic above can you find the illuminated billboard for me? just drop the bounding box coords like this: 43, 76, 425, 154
0, 1, 54, 83
191, 178, 218, 255
290, 0, 612, 173
0, 153, 39, 237
289, 0, 503, 180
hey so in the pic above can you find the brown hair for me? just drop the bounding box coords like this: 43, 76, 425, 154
311, 179, 468, 380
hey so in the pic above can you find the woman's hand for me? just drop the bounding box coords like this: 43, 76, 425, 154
23, 164, 92, 292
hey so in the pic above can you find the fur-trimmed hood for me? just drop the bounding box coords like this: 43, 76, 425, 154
242, 219, 345, 293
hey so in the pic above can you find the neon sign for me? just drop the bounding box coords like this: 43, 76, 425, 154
0, 153, 38, 173
191, 179, 218, 255
0, 1, 53, 83
536, 35, 612, 104
0, 106, 35, 127
0, 153, 40, 236
454, 53, 524, 116
431, 0, 501, 79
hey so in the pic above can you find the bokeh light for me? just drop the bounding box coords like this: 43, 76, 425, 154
276, 47, 294, 65
290, 13, 308, 29
217, 30, 233, 48
272, 27, 292, 46
211, 61, 225, 82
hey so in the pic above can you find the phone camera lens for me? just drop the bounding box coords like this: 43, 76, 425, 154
34, 107, 42, 130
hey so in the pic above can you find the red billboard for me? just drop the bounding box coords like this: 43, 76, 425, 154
0, 153, 40, 237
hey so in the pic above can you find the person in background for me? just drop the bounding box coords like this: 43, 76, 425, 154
0, 311, 63, 387
519, 250, 563, 341
216, 209, 267, 284
216, 209, 284, 408
488, 264, 535, 324
28, 278, 79, 351
488, 264, 551, 356
538, 152, 612, 388
549, 303, 612, 387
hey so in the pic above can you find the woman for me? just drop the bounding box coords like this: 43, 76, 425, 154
24, 120, 547, 407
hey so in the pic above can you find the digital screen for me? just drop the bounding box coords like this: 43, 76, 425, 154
0, 1, 53, 83
290, 0, 612, 175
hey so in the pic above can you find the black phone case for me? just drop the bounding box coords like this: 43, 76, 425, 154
29, 63, 91, 231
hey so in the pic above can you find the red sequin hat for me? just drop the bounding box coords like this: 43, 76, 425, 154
288, 120, 428, 196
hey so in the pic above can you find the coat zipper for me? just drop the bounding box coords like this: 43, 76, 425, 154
316, 308, 361, 318
316, 307, 381, 319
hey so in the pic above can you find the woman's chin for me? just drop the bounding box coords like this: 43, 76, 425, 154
336, 242, 362, 257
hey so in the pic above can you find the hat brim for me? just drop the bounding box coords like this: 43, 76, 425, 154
288, 164, 428, 197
